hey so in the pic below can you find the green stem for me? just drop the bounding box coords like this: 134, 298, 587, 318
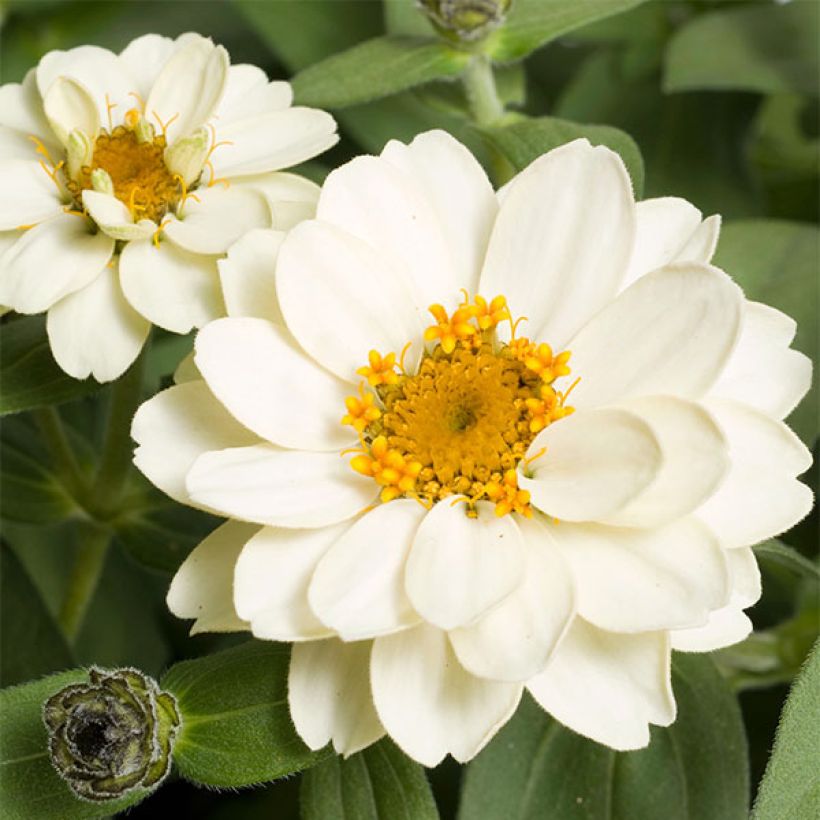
462, 53, 505, 126
58, 522, 111, 641
91, 351, 146, 516
34, 406, 85, 496
57, 350, 146, 640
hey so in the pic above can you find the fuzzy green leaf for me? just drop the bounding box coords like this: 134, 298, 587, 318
752, 638, 820, 820
712, 219, 819, 446
161, 640, 326, 787
486, 0, 648, 63
301, 739, 439, 820
664, 2, 819, 97
291, 36, 470, 109
459, 653, 748, 820
482, 115, 644, 197
0, 671, 152, 820
0, 316, 101, 416
754, 540, 820, 583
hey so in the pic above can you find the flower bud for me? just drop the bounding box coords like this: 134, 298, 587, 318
90, 168, 114, 196
417, 0, 513, 43
43, 667, 180, 802
164, 127, 210, 186
66, 128, 94, 180
134, 116, 156, 145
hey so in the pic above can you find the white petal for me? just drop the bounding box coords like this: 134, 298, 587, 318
132, 380, 258, 505
186, 445, 376, 528
371, 624, 522, 766
316, 153, 464, 309
194, 317, 352, 451
726, 546, 763, 608
405, 500, 525, 630
449, 515, 574, 682
46, 263, 149, 382
42, 77, 98, 145
0, 213, 113, 313
118, 34, 177, 100
119, 238, 224, 333
232, 171, 319, 232
167, 520, 258, 634
277, 220, 425, 381
518, 408, 661, 522
234, 523, 348, 641
289, 638, 384, 756
217, 66, 292, 120
676, 214, 720, 265
145, 36, 228, 143
163, 186, 271, 254
0, 160, 64, 230
0, 125, 44, 162
696, 399, 813, 548
604, 396, 729, 528
0, 70, 55, 141
218, 228, 284, 323
210, 107, 337, 178
710, 302, 812, 420
380, 130, 498, 294
623, 197, 703, 289
81, 190, 155, 241
37, 45, 135, 127
551, 518, 730, 633
309, 501, 425, 640
671, 608, 752, 652
567, 263, 743, 408
480, 139, 635, 348
527, 620, 675, 751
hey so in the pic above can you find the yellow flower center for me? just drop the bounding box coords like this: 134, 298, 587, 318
343, 293, 577, 518
62, 110, 181, 224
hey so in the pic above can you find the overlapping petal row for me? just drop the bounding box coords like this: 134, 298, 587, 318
132, 131, 813, 766
0, 32, 337, 381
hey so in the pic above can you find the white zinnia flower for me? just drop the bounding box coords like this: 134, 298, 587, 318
132, 131, 813, 766
0, 32, 337, 381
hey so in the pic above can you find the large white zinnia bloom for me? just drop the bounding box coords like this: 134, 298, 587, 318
132, 131, 813, 766
0, 32, 337, 381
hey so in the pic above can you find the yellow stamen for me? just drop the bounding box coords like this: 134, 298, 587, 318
341, 294, 576, 517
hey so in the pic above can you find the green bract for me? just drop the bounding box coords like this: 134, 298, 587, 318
43, 668, 180, 802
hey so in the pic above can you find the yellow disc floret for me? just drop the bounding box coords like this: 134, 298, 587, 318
342, 294, 577, 518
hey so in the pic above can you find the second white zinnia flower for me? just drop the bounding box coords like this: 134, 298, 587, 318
0, 32, 337, 381
132, 130, 813, 766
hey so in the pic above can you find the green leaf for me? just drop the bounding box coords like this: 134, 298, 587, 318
0, 670, 151, 820
712, 219, 819, 446
301, 739, 439, 820
459, 653, 748, 820
0, 543, 73, 687
0, 316, 102, 415
482, 115, 645, 197
664, 2, 819, 97
752, 638, 820, 820
234, 0, 383, 73
161, 640, 325, 787
486, 0, 648, 63
292, 36, 470, 109
383, 0, 436, 37
755, 540, 820, 583
0, 415, 77, 524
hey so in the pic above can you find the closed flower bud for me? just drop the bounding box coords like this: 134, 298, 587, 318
163, 127, 210, 186
90, 168, 115, 196
417, 0, 513, 43
43, 667, 180, 802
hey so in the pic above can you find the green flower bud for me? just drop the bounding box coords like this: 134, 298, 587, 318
164, 127, 210, 187
43, 667, 180, 802
66, 128, 94, 180
134, 116, 156, 144
90, 168, 115, 196
417, 0, 513, 43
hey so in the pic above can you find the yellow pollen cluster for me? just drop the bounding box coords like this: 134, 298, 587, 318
342, 293, 576, 518
68, 113, 182, 223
